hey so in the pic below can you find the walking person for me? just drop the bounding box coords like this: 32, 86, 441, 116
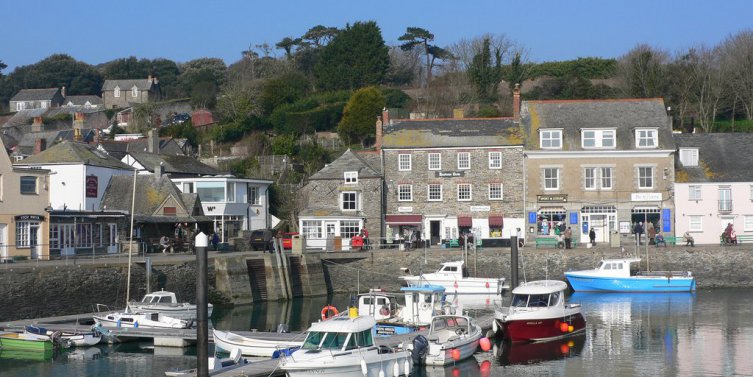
634, 222, 644, 245
564, 227, 573, 249
589, 228, 596, 247
211, 231, 220, 251
647, 223, 656, 245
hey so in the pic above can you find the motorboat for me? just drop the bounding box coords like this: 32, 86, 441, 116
164, 348, 250, 376
25, 325, 101, 347
212, 329, 304, 357
0, 331, 54, 352
493, 280, 586, 342
280, 315, 412, 377
356, 285, 452, 336
412, 314, 483, 366
93, 309, 192, 329
564, 257, 696, 292
400, 261, 506, 295
129, 289, 213, 321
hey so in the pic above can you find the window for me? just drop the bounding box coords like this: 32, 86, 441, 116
398, 185, 413, 201
484, 152, 501, 170
344, 171, 358, 184
428, 184, 442, 201
226, 183, 236, 203
341, 192, 359, 210
16, 102, 26, 111
601, 167, 613, 189
689, 185, 702, 201
584, 168, 596, 190
457, 184, 472, 201
745, 216, 753, 232
20, 176, 37, 194
636, 129, 658, 148
583, 167, 613, 190
131, 86, 139, 97
582, 130, 615, 148
163, 207, 176, 215
16, 221, 31, 248
489, 183, 503, 200
719, 187, 732, 212
114, 86, 121, 98
302, 220, 322, 238
182, 182, 194, 193
543, 168, 559, 190
197, 181, 224, 202
638, 167, 653, 189
457, 152, 470, 170
688, 216, 703, 232
540, 130, 562, 149
428, 153, 441, 170
41, 102, 48, 109
679, 148, 699, 166
248, 186, 259, 205
340, 220, 360, 238
398, 154, 411, 171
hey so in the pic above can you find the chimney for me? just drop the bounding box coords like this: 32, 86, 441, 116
513, 83, 521, 122
61, 86, 66, 98
148, 75, 153, 83
74, 128, 82, 142
155, 161, 163, 177
148, 128, 159, 154
32, 116, 43, 132
34, 139, 47, 154
376, 108, 388, 152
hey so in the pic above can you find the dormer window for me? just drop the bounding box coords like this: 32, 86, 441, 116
344, 171, 358, 184
679, 148, 699, 166
540, 130, 562, 149
582, 129, 615, 148
114, 86, 121, 98
132, 86, 139, 97
636, 128, 658, 148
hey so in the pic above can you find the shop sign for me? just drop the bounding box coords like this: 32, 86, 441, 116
619, 221, 632, 234
470, 205, 490, 212
15, 214, 44, 221
631, 193, 662, 201
86, 175, 98, 198
397, 207, 413, 213
435, 171, 465, 178
537, 194, 568, 203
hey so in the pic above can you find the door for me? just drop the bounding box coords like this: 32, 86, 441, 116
430, 221, 440, 245
0, 224, 6, 259
325, 222, 337, 237
107, 224, 118, 254
591, 215, 608, 243
30, 224, 39, 259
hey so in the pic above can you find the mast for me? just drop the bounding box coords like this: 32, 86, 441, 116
126, 169, 137, 309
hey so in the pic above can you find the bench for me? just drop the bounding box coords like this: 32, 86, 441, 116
661, 236, 678, 246
720, 234, 753, 245
449, 239, 460, 248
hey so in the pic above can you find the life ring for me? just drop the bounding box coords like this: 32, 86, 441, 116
379, 305, 390, 316
321, 305, 339, 320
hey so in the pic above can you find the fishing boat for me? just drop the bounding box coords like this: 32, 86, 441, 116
0, 331, 54, 352
280, 315, 412, 377
400, 261, 506, 295
412, 314, 483, 366
356, 284, 451, 336
493, 280, 586, 342
564, 257, 696, 292
129, 289, 213, 321
93, 309, 192, 329
212, 329, 304, 357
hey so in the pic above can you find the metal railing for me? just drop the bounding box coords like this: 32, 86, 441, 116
718, 200, 732, 212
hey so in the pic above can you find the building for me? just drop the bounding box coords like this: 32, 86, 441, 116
521, 98, 676, 245
9, 88, 64, 112
673, 133, 753, 245
298, 149, 382, 250
62, 95, 103, 109
380, 109, 525, 247
101, 76, 161, 109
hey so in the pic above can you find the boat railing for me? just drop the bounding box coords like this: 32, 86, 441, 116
638, 270, 692, 277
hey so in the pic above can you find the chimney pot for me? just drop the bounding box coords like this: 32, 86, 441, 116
513, 83, 521, 122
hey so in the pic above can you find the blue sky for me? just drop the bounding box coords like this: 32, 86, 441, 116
3, 0, 752, 71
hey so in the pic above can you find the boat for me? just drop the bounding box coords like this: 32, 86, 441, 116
356, 285, 452, 336
564, 257, 696, 292
128, 289, 213, 321
212, 329, 304, 357
0, 348, 54, 361
25, 325, 101, 347
412, 314, 483, 366
93, 309, 192, 329
493, 280, 586, 342
164, 348, 250, 376
280, 315, 412, 377
0, 331, 54, 352
400, 261, 506, 295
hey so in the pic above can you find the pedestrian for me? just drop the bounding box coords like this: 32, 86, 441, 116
542, 220, 550, 236
361, 227, 369, 249
634, 222, 644, 245
564, 226, 573, 249
516, 228, 525, 248
589, 228, 596, 246
683, 231, 695, 247
159, 235, 171, 253
211, 231, 220, 251
647, 223, 656, 245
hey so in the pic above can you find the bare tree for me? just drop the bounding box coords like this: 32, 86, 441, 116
718, 30, 753, 120
618, 44, 670, 98
448, 33, 517, 72
693, 46, 725, 132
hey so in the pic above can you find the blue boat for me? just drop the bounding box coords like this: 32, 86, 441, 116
564, 257, 696, 292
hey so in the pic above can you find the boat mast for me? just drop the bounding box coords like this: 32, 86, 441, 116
126, 168, 137, 309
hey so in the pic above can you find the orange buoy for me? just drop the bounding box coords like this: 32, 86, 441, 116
451, 348, 461, 361
321, 305, 339, 320
560, 343, 570, 354
485, 282, 490, 288
560, 323, 569, 332
568, 325, 574, 332
479, 337, 491, 351
568, 340, 575, 347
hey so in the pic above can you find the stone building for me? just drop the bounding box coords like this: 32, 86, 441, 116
9, 88, 64, 112
101, 76, 161, 109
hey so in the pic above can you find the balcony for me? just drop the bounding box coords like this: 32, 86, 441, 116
718, 200, 732, 212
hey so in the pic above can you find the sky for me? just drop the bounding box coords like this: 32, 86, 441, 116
3, 0, 753, 72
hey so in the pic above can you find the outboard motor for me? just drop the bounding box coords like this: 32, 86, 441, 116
411, 335, 429, 365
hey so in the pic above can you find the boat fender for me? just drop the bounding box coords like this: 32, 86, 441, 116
404, 358, 411, 374
411, 335, 429, 365
361, 359, 368, 376
393, 360, 400, 377
134, 321, 139, 328
321, 305, 339, 320
378, 369, 385, 377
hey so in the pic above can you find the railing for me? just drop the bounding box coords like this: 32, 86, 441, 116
718, 200, 732, 212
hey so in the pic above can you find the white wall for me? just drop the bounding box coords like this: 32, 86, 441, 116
674, 182, 753, 245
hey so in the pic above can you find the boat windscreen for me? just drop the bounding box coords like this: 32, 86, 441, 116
301, 331, 324, 350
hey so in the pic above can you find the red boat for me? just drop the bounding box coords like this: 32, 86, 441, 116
492, 280, 586, 342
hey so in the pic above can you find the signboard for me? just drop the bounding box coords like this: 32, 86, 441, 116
662, 209, 671, 232
470, 205, 490, 212
537, 194, 568, 203
620, 221, 632, 234
631, 192, 662, 201
397, 207, 413, 213
569, 212, 579, 225
86, 175, 98, 198
434, 171, 465, 178
528, 212, 537, 224
15, 214, 44, 221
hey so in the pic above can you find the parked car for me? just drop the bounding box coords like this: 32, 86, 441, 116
280, 232, 299, 250
250, 229, 277, 252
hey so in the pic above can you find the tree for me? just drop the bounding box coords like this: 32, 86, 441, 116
618, 44, 669, 98
507, 52, 527, 92
259, 72, 310, 116
315, 21, 389, 91
718, 30, 753, 120
467, 38, 503, 103
302, 25, 339, 47
178, 58, 227, 107
399, 27, 435, 87
337, 86, 385, 145
0, 59, 7, 77
276, 37, 300, 60
215, 81, 260, 122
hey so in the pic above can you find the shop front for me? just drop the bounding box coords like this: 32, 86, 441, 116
385, 214, 423, 248
581, 206, 617, 244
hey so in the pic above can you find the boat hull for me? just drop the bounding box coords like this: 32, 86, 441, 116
497, 313, 586, 342
425, 335, 481, 366
565, 272, 696, 292
128, 304, 214, 321
0, 333, 54, 352
212, 330, 303, 357
283, 350, 411, 377
401, 276, 503, 295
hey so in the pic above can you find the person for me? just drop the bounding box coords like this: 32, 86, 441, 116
361, 228, 369, 250
564, 227, 573, 249
516, 228, 525, 248
683, 231, 695, 247
211, 232, 220, 251
729, 226, 738, 245
634, 222, 644, 245
467, 232, 475, 251
655, 233, 666, 247
159, 235, 171, 253
542, 220, 549, 236
723, 223, 733, 245
589, 228, 596, 246
647, 223, 656, 245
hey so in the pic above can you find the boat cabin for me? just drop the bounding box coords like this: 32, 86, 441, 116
594, 258, 641, 278
510, 280, 568, 309
357, 289, 400, 321
300, 316, 375, 352
433, 261, 470, 278
358, 285, 446, 325
140, 290, 178, 304
428, 315, 473, 343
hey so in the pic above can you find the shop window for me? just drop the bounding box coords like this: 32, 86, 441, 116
16, 221, 31, 248
428, 153, 441, 170
302, 220, 322, 238
340, 220, 360, 238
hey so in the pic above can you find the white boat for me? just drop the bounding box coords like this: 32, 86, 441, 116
93, 309, 192, 329
128, 289, 213, 321
564, 257, 696, 292
413, 314, 483, 366
59, 331, 102, 347
493, 280, 586, 342
357, 285, 452, 336
400, 261, 506, 295
164, 348, 250, 376
280, 315, 412, 377
212, 329, 304, 357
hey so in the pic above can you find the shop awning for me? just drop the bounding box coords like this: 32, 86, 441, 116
385, 214, 423, 225
458, 216, 472, 227
488, 215, 504, 227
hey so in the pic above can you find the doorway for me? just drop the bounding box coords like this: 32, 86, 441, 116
430, 221, 440, 246
30, 224, 39, 259
0, 224, 6, 259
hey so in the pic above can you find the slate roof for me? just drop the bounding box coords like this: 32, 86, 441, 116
674, 133, 753, 182
308, 149, 381, 180
522, 98, 675, 151
128, 151, 220, 176
102, 79, 153, 91
98, 139, 186, 159
382, 118, 523, 148
63, 95, 103, 106
10, 88, 60, 102
14, 140, 133, 170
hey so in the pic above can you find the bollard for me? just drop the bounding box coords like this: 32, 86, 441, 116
195, 232, 209, 377
510, 236, 519, 289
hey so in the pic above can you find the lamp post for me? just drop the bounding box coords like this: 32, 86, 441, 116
195, 232, 209, 377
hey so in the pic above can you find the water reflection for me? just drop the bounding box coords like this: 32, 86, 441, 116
494, 334, 586, 366
411, 357, 485, 377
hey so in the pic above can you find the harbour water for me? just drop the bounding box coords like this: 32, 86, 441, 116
2, 289, 753, 376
